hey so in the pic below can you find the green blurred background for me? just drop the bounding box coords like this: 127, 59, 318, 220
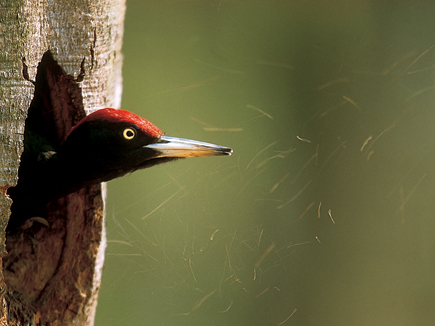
95, 1, 435, 325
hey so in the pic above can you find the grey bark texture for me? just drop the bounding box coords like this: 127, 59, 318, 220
0, 0, 125, 325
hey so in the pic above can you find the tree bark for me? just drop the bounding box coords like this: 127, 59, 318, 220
0, 0, 125, 325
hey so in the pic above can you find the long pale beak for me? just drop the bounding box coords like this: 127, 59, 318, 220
145, 135, 233, 158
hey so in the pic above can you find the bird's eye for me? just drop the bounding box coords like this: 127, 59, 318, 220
123, 128, 136, 140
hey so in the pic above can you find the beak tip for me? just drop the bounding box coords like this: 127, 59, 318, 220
223, 147, 233, 156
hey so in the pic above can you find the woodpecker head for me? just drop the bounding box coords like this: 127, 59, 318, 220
59, 108, 232, 186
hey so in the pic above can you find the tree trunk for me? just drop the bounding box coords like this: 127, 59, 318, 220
0, 0, 125, 325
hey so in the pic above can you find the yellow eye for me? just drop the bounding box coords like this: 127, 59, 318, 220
123, 128, 136, 140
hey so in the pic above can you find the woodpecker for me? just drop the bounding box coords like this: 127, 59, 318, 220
57, 108, 232, 191
8, 108, 232, 229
